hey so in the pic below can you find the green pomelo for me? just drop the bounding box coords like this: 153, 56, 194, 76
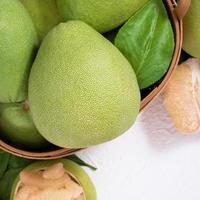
183, 0, 200, 58
0, 0, 38, 103
56, 0, 149, 33
0, 102, 50, 150
20, 0, 62, 42
10, 159, 97, 200
29, 20, 140, 148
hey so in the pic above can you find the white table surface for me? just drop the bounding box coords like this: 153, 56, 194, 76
77, 94, 200, 200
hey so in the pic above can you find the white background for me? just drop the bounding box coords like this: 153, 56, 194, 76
77, 94, 200, 200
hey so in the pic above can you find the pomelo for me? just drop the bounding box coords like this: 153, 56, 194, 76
20, 0, 62, 42
0, 0, 38, 103
183, 0, 200, 58
28, 20, 140, 148
56, 0, 149, 33
0, 101, 50, 150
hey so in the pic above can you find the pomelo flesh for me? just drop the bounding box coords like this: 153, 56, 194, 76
11, 159, 96, 200
164, 58, 200, 133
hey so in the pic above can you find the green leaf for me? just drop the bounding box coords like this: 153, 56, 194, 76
8, 155, 33, 169
0, 151, 10, 179
115, 0, 174, 89
0, 152, 34, 200
67, 155, 97, 171
0, 168, 22, 200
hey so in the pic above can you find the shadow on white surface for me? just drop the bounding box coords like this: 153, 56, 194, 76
77, 94, 200, 200
139, 94, 200, 151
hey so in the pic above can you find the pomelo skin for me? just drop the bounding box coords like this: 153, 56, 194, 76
0, 102, 50, 150
0, 0, 38, 103
183, 0, 200, 58
29, 20, 140, 148
20, 0, 62, 42
56, 0, 149, 33
10, 159, 97, 200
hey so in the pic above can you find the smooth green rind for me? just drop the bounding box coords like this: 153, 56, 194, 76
183, 0, 200, 58
115, 0, 174, 89
0, 103, 50, 150
10, 159, 97, 200
0, 0, 38, 103
21, 0, 62, 42
29, 20, 140, 148
56, 0, 149, 33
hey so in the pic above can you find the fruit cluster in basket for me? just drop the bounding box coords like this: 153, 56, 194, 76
1, 0, 200, 200
0, 0, 175, 151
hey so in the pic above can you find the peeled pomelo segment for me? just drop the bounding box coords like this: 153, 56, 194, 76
42, 163, 66, 180
14, 185, 39, 200
164, 58, 200, 133
17, 163, 84, 200
28, 188, 72, 200
192, 60, 200, 111
20, 170, 69, 189
65, 179, 83, 198
75, 194, 85, 200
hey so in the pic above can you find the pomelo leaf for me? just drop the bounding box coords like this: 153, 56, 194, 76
0, 168, 21, 200
68, 155, 97, 171
0, 151, 9, 179
115, 0, 174, 89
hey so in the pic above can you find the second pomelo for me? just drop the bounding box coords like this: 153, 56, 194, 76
0, 0, 38, 103
20, 0, 62, 42
0, 102, 50, 150
56, 0, 149, 33
183, 0, 200, 58
29, 20, 140, 148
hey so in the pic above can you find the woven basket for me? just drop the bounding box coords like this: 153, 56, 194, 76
0, 0, 191, 159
